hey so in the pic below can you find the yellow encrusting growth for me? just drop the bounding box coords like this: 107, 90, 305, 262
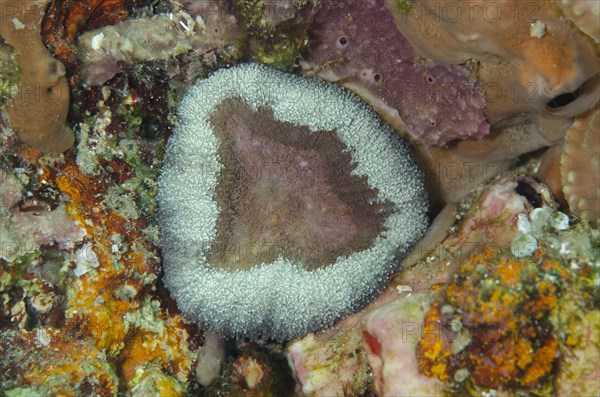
417, 245, 562, 390
53, 165, 194, 389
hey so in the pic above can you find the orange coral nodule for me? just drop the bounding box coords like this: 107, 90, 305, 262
5, 328, 119, 395
56, 165, 100, 232
417, 303, 451, 382
540, 258, 571, 280
494, 258, 525, 287
469, 337, 519, 389
519, 338, 559, 387
120, 331, 159, 383
119, 318, 194, 386
515, 339, 534, 370
531, 280, 558, 313
418, 245, 565, 391
56, 164, 146, 240
57, 165, 150, 352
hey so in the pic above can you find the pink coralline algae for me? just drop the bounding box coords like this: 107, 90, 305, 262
301, 0, 489, 147
286, 176, 555, 396
0, 172, 86, 262
363, 292, 446, 397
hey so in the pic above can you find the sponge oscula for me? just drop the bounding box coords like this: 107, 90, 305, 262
0, 1, 73, 153
158, 63, 428, 340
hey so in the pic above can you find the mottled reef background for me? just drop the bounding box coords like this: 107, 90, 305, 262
0, 0, 598, 396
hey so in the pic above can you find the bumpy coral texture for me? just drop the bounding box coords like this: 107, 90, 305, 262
561, 106, 600, 224
158, 63, 428, 340
386, 0, 599, 127
301, 0, 489, 147
418, 246, 562, 389
553, 0, 599, 43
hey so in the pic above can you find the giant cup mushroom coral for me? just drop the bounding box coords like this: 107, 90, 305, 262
158, 63, 428, 340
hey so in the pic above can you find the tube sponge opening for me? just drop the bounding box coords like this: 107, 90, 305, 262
157, 63, 428, 340
0, 1, 74, 153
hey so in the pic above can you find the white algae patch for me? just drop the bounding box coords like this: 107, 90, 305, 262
157, 63, 428, 340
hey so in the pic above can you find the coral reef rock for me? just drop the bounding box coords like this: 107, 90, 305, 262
385, 0, 599, 129
78, 6, 240, 86
301, 0, 489, 147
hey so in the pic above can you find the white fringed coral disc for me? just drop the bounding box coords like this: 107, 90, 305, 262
158, 63, 428, 340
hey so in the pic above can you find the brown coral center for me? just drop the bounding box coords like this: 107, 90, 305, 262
207, 98, 392, 271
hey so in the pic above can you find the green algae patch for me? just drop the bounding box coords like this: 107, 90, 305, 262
395, 0, 415, 12
236, 0, 312, 70
4, 387, 44, 397
0, 44, 19, 106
